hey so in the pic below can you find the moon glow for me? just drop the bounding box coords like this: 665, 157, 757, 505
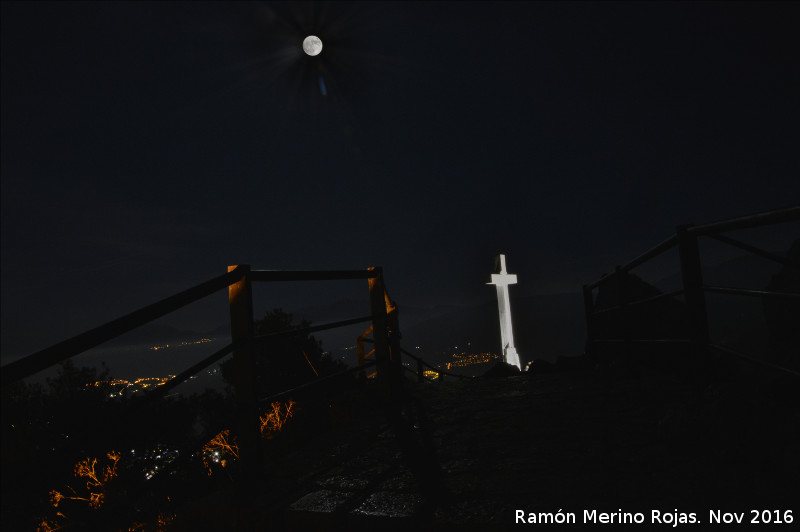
303, 35, 323, 56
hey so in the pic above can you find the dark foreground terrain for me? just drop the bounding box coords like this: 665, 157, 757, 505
170, 363, 799, 531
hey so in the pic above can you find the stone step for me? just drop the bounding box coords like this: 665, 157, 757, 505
286, 489, 426, 531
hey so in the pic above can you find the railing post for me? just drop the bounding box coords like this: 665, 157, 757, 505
356, 325, 374, 382
386, 296, 403, 384
369, 268, 397, 397
228, 264, 260, 488
582, 284, 596, 363
677, 226, 711, 383
357, 330, 365, 381
370, 269, 445, 499
616, 265, 634, 373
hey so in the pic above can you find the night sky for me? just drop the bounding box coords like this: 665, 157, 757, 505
2, 1, 799, 365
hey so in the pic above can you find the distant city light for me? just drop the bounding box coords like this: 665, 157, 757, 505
445, 352, 501, 370
423, 370, 440, 380
91, 375, 177, 396
150, 338, 212, 351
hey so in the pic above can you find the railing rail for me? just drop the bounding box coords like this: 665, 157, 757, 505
706, 233, 799, 269
703, 286, 800, 300
586, 235, 679, 290
590, 289, 686, 315
686, 205, 799, 235
709, 343, 800, 378
251, 315, 376, 347
583, 205, 800, 379
259, 359, 378, 405
249, 269, 380, 282
1, 268, 245, 387
400, 346, 473, 382
149, 341, 237, 400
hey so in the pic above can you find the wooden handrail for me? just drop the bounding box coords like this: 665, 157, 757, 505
250, 269, 379, 282
703, 286, 800, 300
251, 315, 376, 348
147, 341, 237, 400
258, 360, 377, 404
588, 289, 686, 316
1, 268, 245, 387
707, 233, 800, 270
687, 205, 800, 236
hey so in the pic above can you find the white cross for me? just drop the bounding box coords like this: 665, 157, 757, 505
487, 254, 521, 370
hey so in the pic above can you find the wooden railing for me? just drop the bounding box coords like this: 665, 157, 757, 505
1, 263, 455, 487
583, 205, 800, 380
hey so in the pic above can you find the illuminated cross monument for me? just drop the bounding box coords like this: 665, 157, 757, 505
488, 254, 521, 370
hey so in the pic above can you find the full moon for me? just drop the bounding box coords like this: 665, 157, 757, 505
303, 35, 323, 56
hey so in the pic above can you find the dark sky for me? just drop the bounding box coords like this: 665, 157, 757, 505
2, 1, 799, 362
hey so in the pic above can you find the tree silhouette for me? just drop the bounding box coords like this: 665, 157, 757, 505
220, 308, 345, 398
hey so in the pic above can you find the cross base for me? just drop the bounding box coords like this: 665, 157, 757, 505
504, 347, 521, 371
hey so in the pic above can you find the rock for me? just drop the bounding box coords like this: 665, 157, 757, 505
480, 360, 521, 378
